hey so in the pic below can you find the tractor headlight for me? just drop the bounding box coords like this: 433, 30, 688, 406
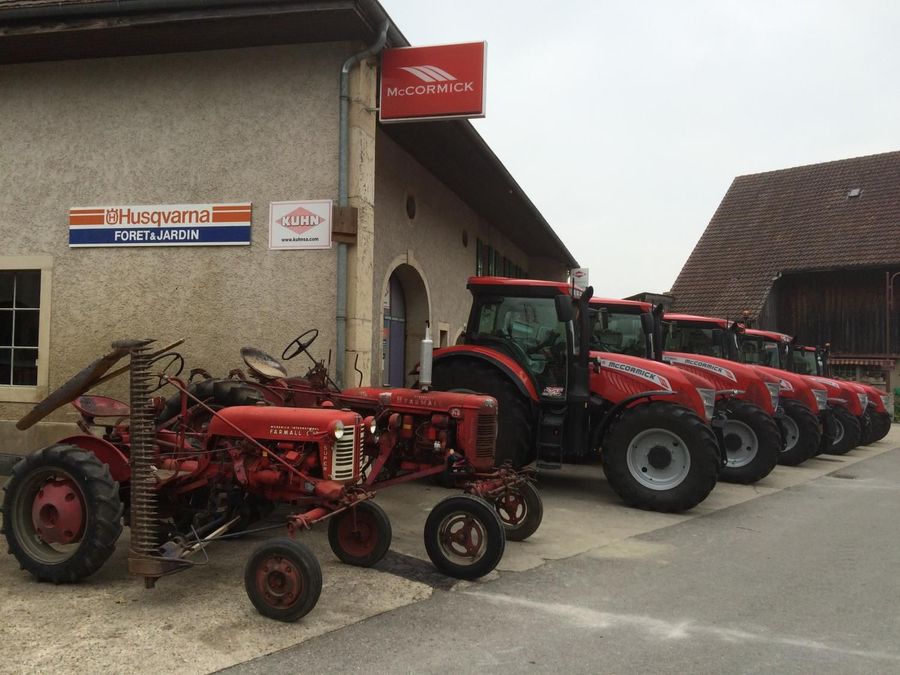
857, 392, 868, 410
812, 389, 827, 411
882, 394, 892, 410
333, 420, 345, 440
365, 416, 378, 435
764, 382, 780, 411
698, 388, 716, 421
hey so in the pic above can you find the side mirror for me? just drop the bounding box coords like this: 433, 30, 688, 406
555, 294, 574, 322
640, 312, 654, 335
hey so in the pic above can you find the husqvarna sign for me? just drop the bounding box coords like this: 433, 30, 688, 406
68, 203, 251, 247
268, 200, 332, 250
380, 42, 486, 122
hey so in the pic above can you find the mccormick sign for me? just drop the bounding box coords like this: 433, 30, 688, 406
68, 203, 251, 247
380, 42, 486, 122
268, 200, 332, 250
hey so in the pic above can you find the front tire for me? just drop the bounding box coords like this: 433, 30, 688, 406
433, 361, 534, 467
827, 406, 861, 455
244, 537, 322, 622
870, 411, 893, 443
718, 400, 780, 484
491, 481, 543, 541
778, 400, 821, 465
601, 402, 719, 513
424, 494, 506, 579
327, 501, 392, 567
1, 445, 123, 583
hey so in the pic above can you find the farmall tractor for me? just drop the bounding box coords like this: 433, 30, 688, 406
660, 314, 828, 466
588, 298, 781, 484
0, 339, 496, 622
790, 344, 893, 445
223, 327, 539, 555
429, 277, 722, 514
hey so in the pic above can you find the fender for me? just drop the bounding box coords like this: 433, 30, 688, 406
433, 345, 540, 401
57, 434, 130, 482
589, 390, 676, 449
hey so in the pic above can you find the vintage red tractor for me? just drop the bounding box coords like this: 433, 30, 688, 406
1, 339, 498, 622
588, 298, 781, 484
220, 327, 539, 553
427, 277, 722, 514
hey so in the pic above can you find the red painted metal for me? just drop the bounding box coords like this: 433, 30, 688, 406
31, 478, 84, 545
56, 434, 131, 482
255, 554, 302, 610
433, 345, 540, 401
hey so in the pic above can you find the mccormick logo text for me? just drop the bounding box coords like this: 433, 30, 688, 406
387, 65, 476, 97
663, 354, 737, 382
600, 359, 672, 391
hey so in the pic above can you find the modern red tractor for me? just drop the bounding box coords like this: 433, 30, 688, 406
790, 344, 893, 445
1, 339, 498, 622
428, 277, 722, 513
740, 328, 869, 455
661, 314, 828, 466
588, 298, 781, 484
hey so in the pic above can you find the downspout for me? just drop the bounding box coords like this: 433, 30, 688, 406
336, 20, 390, 387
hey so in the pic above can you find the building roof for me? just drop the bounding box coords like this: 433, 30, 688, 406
670, 150, 900, 319
0, 0, 577, 268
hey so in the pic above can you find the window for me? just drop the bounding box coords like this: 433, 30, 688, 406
0, 256, 52, 402
475, 239, 483, 276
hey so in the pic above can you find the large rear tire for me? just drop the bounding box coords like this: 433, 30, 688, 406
827, 406, 861, 455
601, 402, 719, 513
718, 400, 780, 484
778, 400, 821, 465
1, 445, 123, 583
433, 361, 534, 467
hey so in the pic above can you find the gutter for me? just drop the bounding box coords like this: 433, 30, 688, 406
335, 18, 389, 387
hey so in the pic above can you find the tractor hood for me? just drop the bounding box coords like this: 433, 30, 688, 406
806, 377, 867, 416
208, 405, 358, 441
855, 382, 889, 413
340, 387, 497, 413
748, 366, 823, 412
663, 351, 776, 414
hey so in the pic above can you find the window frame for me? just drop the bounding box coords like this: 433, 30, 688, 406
0, 255, 52, 403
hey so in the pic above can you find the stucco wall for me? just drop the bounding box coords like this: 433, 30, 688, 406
372, 128, 532, 386
0, 43, 355, 422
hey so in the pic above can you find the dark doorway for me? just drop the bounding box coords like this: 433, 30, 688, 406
383, 272, 406, 387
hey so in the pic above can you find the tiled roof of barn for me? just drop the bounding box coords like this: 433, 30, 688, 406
670, 150, 900, 319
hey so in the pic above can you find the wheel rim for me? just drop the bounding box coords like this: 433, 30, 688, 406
495, 490, 527, 528
625, 428, 691, 490
722, 420, 759, 468
335, 509, 379, 558
436, 511, 488, 565
781, 416, 800, 452
255, 555, 303, 610
832, 417, 845, 446
12, 469, 87, 564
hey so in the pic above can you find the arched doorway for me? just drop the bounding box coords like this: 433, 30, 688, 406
381, 264, 429, 387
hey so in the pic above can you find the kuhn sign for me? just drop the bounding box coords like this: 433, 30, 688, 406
68, 203, 251, 247
269, 200, 332, 250
380, 42, 486, 122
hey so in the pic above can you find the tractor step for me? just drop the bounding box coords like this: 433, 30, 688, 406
536, 459, 563, 470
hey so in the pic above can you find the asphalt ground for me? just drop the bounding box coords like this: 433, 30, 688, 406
227, 426, 900, 675
0, 427, 897, 674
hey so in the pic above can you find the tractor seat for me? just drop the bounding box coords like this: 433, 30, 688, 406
73, 395, 131, 418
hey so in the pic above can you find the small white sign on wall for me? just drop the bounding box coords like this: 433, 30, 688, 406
269, 200, 332, 250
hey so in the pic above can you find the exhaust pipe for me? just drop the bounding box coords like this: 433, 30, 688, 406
420, 321, 433, 392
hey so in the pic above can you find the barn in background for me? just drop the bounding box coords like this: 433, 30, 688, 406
670, 150, 900, 389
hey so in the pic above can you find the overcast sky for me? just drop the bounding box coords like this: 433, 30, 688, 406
382, 0, 900, 297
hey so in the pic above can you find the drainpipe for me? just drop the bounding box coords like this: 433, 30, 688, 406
336, 20, 390, 387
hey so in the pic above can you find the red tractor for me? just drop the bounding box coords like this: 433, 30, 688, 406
1, 339, 499, 622
428, 277, 722, 513
217, 328, 536, 564
588, 298, 781, 484
790, 344, 893, 445
740, 328, 870, 455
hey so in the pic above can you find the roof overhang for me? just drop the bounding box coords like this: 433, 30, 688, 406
0, 0, 577, 269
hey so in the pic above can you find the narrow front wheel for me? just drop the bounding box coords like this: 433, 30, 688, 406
492, 481, 543, 542
327, 501, 392, 567
244, 538, 322, 622
424, 494, 506, 579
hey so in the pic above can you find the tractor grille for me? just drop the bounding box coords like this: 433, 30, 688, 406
331, 422, 358, 481
476, 413, 497, 459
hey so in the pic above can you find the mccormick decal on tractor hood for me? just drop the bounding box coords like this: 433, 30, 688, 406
268, 200, 332, 250
663, 354, 737, 382
380, 42, 486, 122
68, 203, 251, 247
600, 358, 672, 391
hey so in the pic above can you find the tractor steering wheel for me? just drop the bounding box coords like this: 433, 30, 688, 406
282, 329, 319, 361
149, 352, 185, 393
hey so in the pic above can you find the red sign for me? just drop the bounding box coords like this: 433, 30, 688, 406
380, 42, 486, 123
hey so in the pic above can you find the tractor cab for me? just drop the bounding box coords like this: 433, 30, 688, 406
660, 314, 733, 360
789, 345, 825, 376
587, 297, 654, 358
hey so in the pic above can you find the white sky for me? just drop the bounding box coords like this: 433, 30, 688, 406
381, 0, 900, 297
